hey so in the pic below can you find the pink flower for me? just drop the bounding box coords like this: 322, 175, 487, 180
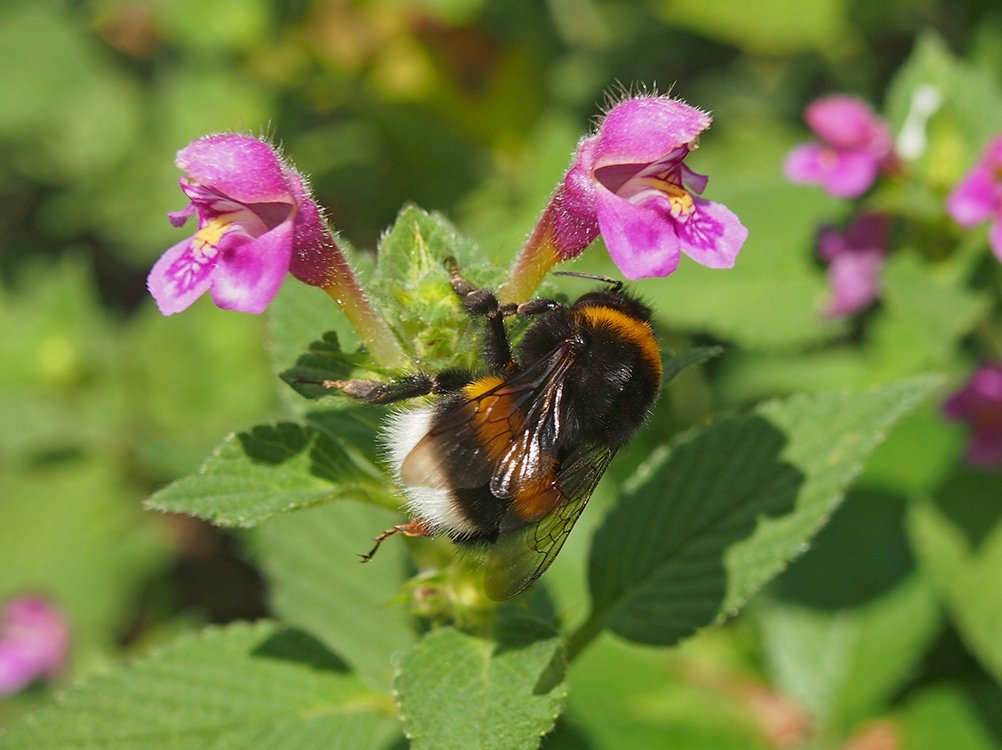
784, 96, 897, 199
943, 363, 1002, 468
946, 135, 1002, 261
817, 212, 890, 317
0, 596, 70, 694
536, 95, 748, 279
148, 134, 337, 315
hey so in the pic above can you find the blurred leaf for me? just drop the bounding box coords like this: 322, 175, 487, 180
127, 301, 278, 478
0, 5, 140, 180
653, 0, 852, 54
251, 500, 417, 690
0, 259, 122, 457
395, 618, 566, 750
0, 622, 396, 750
903, 683, 1002, 750
885, 31, 1002, 183
586, 376, 939, 646
867, 251, 991, 378
557, 635, 773, 750
0, 458, 167, 674
663, 345, 722, 384
857, 401, 962, 496
909, 468, 1002, 685
151, 0, 271, 54
760, 491, 941, 732
146, 408, 392, 527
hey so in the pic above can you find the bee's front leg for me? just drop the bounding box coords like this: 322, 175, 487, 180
444, 257, 562, 373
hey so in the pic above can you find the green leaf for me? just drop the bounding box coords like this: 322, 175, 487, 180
885, 31, 1002, 177
586, 376, 939, 646
902, 684, 1002, 750
395, 618, 567, 750
559, 634, 773, 750
368, 205, 498, 371
652, 0, 851, 54
760, 491, 941, 732
909, 468, 1002, 684
146, 408, 393, 527
663, 346, 723, 384
267, 278, 362, 381
251, 500, 417, 690
0, 622, 397, 750
867, 251, 991, 379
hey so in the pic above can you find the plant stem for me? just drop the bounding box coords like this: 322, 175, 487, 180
564, 609, 605, 663
499, 226, 561, 303
320, 253, 408, 370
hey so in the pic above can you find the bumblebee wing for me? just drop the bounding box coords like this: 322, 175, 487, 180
483, 443, 616, 601
400, 342, 576, 492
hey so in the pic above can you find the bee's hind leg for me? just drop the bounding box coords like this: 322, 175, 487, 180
360, 517, 434, 562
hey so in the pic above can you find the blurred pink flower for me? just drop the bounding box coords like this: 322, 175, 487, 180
536, 95, 748, 279
148, 133, 337, 315
0, 596, 70, 694
817, 212, 891, 317
784, 96, 897, 198
944, 362, 1002, 468
946, 135, 1002, 261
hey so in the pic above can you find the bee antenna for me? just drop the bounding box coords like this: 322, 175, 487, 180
551, 271, 623, 292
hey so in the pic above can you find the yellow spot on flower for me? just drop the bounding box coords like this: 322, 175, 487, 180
630, 177, 695, 218
192, 217, 228, 261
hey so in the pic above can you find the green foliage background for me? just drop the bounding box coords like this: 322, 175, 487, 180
2, 1, 1002, 748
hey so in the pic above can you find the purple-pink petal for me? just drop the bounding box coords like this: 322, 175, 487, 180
946, 167, 998, 227
176, 134, 292, 204
943, 362, 1002, 468
595, 189, 681, 278
593, 96, 710, 168
677, 199, 747, 269
147, 238, 215, 315
784, 144, 878, 199
805, 96, 880, 150
825, 249, 884, 317
0, 597, 69, 694
208, 222, 295, 313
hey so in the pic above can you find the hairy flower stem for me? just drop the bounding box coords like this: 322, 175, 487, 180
499, 228, 561, 303
320, 254, 408, 370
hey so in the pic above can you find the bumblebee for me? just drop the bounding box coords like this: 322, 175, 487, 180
330, 260, 662, 600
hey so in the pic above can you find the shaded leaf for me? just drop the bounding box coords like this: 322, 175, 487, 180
587, 376, 939, 645
761, 492, 941, 731
909, 468, 1002, 684
903, 684, 1002, 750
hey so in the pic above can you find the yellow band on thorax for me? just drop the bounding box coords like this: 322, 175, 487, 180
577, 306, 662, 380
